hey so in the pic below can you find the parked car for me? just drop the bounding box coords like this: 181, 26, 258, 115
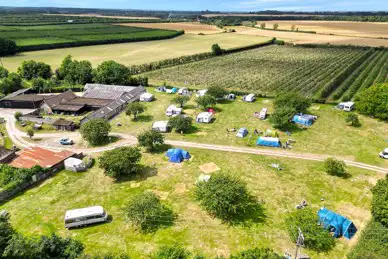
60, 138, 74, 145
379, 148, 388, 159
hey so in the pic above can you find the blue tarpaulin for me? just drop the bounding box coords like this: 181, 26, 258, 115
166, 148, 191, 163
318, 207, 357, 239
292, 114, 316, 126
256, 137, 281, 147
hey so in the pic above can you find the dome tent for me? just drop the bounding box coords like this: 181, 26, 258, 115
318, 207, 357, 239
166, 148, 191, 163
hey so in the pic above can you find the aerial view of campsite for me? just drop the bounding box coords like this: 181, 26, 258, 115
0, 0, 387, 258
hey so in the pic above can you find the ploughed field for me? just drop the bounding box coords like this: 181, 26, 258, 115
0, 24, 180, 48
146, 45, 388, 100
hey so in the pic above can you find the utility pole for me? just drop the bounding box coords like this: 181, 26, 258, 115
294, 227, 304, 259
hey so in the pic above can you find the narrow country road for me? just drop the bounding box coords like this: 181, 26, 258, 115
2, 113, 387, 174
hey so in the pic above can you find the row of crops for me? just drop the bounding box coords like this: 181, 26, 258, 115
0, 24, 182, 50
145, 45, 388, 100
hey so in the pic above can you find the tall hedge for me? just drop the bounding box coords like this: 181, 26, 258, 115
0, 38, 17, 57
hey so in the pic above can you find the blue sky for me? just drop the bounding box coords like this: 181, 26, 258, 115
2, 0, 388, 12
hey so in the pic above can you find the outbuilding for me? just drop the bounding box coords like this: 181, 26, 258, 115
140, 93, 154, 102
166, 105, 182, 117
236, 128, 248, 138
64, 157, 87, 172
196, 112, 213, 123
242, 94, 256, 102
152, 121, 170, 133
256, 137, 281, 147
53, 118, 75, 131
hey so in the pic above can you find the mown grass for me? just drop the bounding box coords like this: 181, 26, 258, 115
0, 123, 13, 149
111, 90, 388, 167
0, 149, 380, 258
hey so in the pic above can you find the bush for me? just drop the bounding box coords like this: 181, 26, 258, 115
99, 147, 142, 179
80, 119, 111, 146
0, 215, 15, 255
17, 60, 52, 80
356, 83, 388, 121
196, 95, 216, 110
0, 38, 17, 57
345, 113, 361, 127
324, 157, 347, 177
152, 244, 190, 259
137, 129, 164, 151
371, 176, 388, 227
0, 164, 43, 192
168, 116, 192, 134
211, 44, 224, 56
194, 172, 253, 221
14, 112, 22, 121
230, 247, 282, 259
0, 73, 22, 95
125, 102, 146, 120
93, 60, 130, 85
26, 126, 34, 139
285, 208, 335, 252
0, 67, 8, 79
126, 192, 174, 233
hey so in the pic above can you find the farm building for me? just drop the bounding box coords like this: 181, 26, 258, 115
196, 89, 208, 97
0, 93, 51, 109
64, 157, 86, 172
166, 148, 191, 163
256, 137, 281, 147
166, 105, 182, 117
140, 93, 154, 102
196, 112, 213, 123
152, 121, 170, 133
236, 128, 248, 138
53, 118, 75, 131
0, 147, 16, 164
318, 207, 357, 239
292, 114, 317, 126
242, 94, 256, 102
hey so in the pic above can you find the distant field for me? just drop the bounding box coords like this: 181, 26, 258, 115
2, 34, 271, 71
256, 20, 388, 38
44, 13, 160, 20
232, 26, 388, 47
146, 45, 388, 99
119, 22, 223, 34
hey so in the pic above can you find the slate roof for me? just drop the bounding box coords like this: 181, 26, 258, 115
44, 91, 77, 108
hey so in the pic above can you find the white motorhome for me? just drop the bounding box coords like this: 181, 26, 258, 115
259, 108, 268, 120
196, 112, 213, 123
242, 94, 256, 103
337, 102, 354, 112
166, 105, 182, 117
64, 206, 108, 229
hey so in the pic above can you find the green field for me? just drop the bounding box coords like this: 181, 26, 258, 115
111, 90, 388, 167
145, 45, 388, 100
0, 148, 380, 258
2, 34, 271, 71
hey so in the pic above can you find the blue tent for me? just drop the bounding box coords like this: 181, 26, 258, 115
256, 137, 281, 147
318, 207, 357, 239
171, 87, 178, 93
292, 114, 316, 126
166, 148, 191, 163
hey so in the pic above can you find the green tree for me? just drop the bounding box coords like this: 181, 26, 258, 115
285, 208, 335, 252
3, 234, 39, 258
324, 157, 347, 177
0, 215, 15, 255
99, 147, 142, 179
17, 60, 52, 80
356, 83, 388, 121
194, 172, 253, 221
26, 126, 34, 139
0, 38, 17, 57
125, 102, 146, 120
171, 95, 190, 108
345, 113, 361, 127
80, 119, 111, 146
58, 55, 93, 85
260, 22, 266, 29
196, 95, 217, 110
168, 116, 192, 134
273, 92, 311, 113
273, 23, 279, 30
0, 67, 8, 79
0, 73, 22, 95
14, 112, 22, 122
31, 77, 46, 93
230, 247, 282, 259
36, 234, 84, 259
92, 60, 130, 85
211, 44, 224, 56
207, 85, 228, 99
126, 192, 174, 233
371, 176, 388, 227
270, 106, 295, 130
152, 244, 190, 259
137, 129, 165, 151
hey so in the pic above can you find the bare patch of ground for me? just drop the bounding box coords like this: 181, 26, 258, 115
199, 162, 221, 174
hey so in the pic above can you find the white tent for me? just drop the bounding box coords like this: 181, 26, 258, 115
166, 105, 183, 117
178, 88, 190, 95
196, 89, 208, 97
196, 112, 213, 123
152, 121, 170, 133
242, 94, 256, 102
64, 157, 86, 172
140, 93, 154, 102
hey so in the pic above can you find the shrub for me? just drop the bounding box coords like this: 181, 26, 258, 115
324, 158, 347, 177
168, 116, 192, 134
285, 208, 335, 252
0, 165, 43, 193
80, 119, 111, 146
211, 44, 224, 56
14, 112, 22, 121
356, 83, 388, 121
17, 60, 52, 80
0, 215, 15, 255
345, 113, 361, 127
26, 126, 34, 139
371, 176, 388, 227
230, 247, 282, 259
0, 38, 17, 57
196, 95, 216, 110
99, 147, 142, 179
0, 73, 22, 95
0, 67, 8, 79
194, 172, 253, 221
125, 102, 146, 120
93, 60, 130, 85
152, 244, 190, 259
126, 192, 174, 233
137, 129, 165, 151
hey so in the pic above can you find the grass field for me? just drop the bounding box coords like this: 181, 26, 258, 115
2, 34, 271, 72
44, 13, 160, 20
0, 148, 381, 258
145, 45, 387, 100
111, 90, 388, 167
120, 22, 223, 34
255, 21, 388, 39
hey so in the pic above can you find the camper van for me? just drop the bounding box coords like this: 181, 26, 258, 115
242, 94, 256, 103
337, 102, 354, 112
196, 112, 213, 123
380, 148, 388, 159
259, 108, 267, 120
64, 206, 108, 229
166, 105, 182, 117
